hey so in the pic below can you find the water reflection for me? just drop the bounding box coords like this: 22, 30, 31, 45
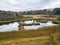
0, 21, 56, 32
24, 21, 56, 30
0, 22, 19, 32
24, 20, 34, 24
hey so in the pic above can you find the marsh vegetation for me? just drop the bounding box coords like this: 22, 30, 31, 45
0, 14, 60, 45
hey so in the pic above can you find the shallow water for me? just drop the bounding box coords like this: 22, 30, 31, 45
0, 21, 56, 32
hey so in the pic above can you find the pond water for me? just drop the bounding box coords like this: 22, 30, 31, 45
0, 22, 19, 32
0, 20, 56, 32
24, 20, 34, 24
24, 21, 56, 30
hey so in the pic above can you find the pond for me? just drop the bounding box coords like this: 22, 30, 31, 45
0, 22, 19, 32
0, 20, 56, 32
24, 21, 56, 30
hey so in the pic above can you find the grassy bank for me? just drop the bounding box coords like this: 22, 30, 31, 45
0, 15, 59, 25
0, 24, 60, 45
